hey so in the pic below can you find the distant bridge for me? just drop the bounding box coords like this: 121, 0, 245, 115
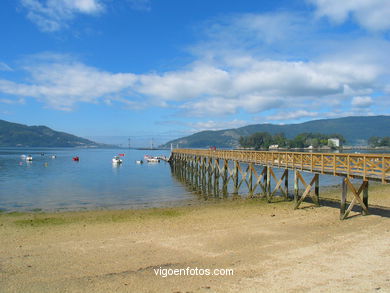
170, 149, 390, 220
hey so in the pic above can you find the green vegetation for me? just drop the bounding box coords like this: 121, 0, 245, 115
368, 136, 390, 147
0, 119, 102, 147
8, 207, 184, 228
239, 132, 345, 149
162, 115, 390, 148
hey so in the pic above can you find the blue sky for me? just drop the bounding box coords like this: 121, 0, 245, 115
1, 0, 390, 146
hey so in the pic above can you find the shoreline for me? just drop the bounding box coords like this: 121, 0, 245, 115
1, 184, 389, 292
1, 182, 389, 215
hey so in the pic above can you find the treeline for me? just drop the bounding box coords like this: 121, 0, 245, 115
239, 132, 345, 149
368, 136, 390, 147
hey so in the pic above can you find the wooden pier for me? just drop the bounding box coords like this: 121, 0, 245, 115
170, 149, 390, 220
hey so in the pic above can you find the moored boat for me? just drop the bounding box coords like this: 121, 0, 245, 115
112, 156, 123, 164
73, 156, 79, 161
26, 155, 33, 161
146, 157, 160, 163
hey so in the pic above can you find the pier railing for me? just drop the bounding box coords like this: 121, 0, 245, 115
172, 149, 390, 183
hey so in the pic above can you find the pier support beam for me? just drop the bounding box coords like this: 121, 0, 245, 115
233, 161, 239, 195
340, 178, 369, 220
267, 168, 289, 202
294, 171, 320, 209
251, 165, 267, 197
214, 159, 220, 197
222, 160, 228, 197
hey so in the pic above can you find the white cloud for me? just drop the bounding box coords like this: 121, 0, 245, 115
0, 98, 25, 105
188, 119, 248, 131
310, 0, 390, 31
266, 110, 319, 121
0, 58, 137, 110
0, 62, 12, 71
128, 0, 151, 11
0, 51, 385, 114
351, 96, 373, 108
137, 65, 230, 101
20, 0, 104, 32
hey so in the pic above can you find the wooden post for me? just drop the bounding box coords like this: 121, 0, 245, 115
203, 158, 206, 192
340, 177, 347, 220
214, 159, 220, 198
263, 166, 268, 197
284, 169, 289, 200
294, 169, 299, 204
207, 159, 212, 196
248, 163, 253, 197
266, 165, 271, 202
362, 180, 369, 216
233, 161, 239, 195
222, 160, 228, 197
315, 173, 320, 206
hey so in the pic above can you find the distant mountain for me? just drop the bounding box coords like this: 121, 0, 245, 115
162, 116, 390, 148
0, 119, 103, 147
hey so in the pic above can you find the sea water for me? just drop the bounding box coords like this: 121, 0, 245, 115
0, 147, 388, 212
0, 148, 193, 212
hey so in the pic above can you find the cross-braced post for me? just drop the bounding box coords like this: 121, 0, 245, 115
250, 165, 267, 197
340, 177, 369, 220
266, 168, 289, 202
294, 171, 320, 209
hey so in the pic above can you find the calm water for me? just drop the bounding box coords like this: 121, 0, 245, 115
0, 148, 194, 212
1, 148, 389, 212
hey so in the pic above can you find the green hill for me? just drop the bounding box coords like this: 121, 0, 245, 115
0, 119, 102, 147
162, 116, 390, 148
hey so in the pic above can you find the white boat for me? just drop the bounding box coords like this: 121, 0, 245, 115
51, 155, 56, 159
136, 160, 143, 164
21, 154, 27, 159
147, 158, 160, 163
26, 155, 33, 161
112, 156, 123, 164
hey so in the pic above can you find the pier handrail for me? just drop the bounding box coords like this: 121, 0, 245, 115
172, 149, 390, 183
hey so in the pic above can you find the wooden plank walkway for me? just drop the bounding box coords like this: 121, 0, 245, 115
172, 149, 390, 183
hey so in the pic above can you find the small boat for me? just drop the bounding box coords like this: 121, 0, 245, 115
51, 155, 56, 159
112, 156, 123, 164
136, 160, 143, 164
72, 156, 79, 161
147, 158, 160, 163
119, 153, 125, 157
26, 155, 33, 161
21, 154, 27, 159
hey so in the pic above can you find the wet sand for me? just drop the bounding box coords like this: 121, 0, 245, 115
1, 184, 390, 292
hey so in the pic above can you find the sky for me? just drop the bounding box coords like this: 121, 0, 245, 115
1, 0, 390, 146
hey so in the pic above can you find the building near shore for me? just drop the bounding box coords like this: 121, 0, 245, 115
328, 138, 340, 147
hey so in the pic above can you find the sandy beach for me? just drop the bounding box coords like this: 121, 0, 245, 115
1, 184, 390, 293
